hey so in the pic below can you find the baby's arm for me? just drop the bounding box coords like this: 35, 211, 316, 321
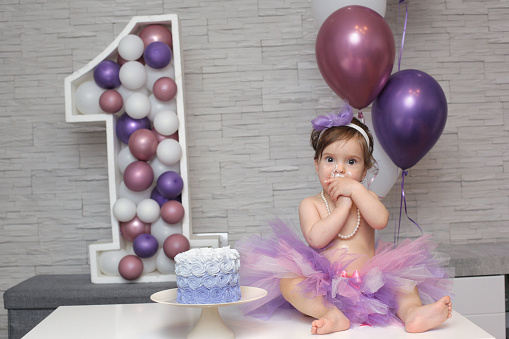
327, 178, 388, 230
299, 196, 351, 249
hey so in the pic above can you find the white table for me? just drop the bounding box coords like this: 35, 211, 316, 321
22, 302, 494, 339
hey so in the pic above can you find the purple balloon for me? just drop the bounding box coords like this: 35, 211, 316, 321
150, 187, 169, 207
123, 161, 154, 192
144, 41, 172, 69
315, 6, 395, 109
93, 60, 121, 89
116, 113, 151, 144
372, 69, 448, 170
156, 171, 183, 199
133, 233, 159, 258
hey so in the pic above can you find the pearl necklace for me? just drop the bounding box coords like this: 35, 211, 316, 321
320, 190, 360, 240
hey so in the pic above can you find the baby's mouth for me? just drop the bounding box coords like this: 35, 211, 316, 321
331, 172, 344, 178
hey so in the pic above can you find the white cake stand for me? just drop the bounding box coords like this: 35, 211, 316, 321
151, 286, 267, 339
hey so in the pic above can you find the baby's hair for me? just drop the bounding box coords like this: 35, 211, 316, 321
311, 117, 376, 170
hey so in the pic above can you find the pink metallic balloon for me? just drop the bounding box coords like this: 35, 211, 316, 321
139, 24, 173, 48
99, 89, 123, 114
163, 234, 190, 260
118, 255, 144, 280
152, 77, 177, 102
123, 161, 154, 192
128, 128, 159, 161
315, 5, 395, 109
152, 129, 178, 143
120, 216, 151, 242
160, 200, 185, 224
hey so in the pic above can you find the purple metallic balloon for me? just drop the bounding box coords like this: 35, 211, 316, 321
372, 69, 448, 170
156, 171, 183, 199
116, 113, 151, 144
123, 161, 154, 192
144, 41, 172, 69
133, 233, 159, 258
93, 60, 121, 89
150, 187, 169, 207
315, 6, 395, 109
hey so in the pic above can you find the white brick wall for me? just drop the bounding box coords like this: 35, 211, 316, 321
1, 0, 508, 336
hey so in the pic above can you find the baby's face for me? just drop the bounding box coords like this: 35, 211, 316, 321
315, 138, 367, 186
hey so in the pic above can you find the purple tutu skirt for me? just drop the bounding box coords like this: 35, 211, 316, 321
236, 219, 453, 326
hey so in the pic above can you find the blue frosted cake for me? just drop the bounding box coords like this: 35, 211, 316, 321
175, 246, 241, 304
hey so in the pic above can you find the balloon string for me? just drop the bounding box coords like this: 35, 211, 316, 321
395, 170, 423, 246
397, 0, 408, 72
357, 110, 364, 124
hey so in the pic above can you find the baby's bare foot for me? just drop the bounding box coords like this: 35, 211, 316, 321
311, 308, 350, 335
405, 296, 452, 333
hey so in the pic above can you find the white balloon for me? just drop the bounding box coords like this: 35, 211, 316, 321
112, 197, 137, 222
151, 217, 182, 245
145, 61, 175, 91
74, 81, 105, 115
150, 157, 180, 179
118, 181, 153, 205
363, 111, 400, 198
311, 0, 387, 27
156, 249, 176, 274
119, 61, 147, 90
141, 255, 157, 273
148, 94, 176, 121
117, 146, 136, 173
118, 34, 145, 61
99, 249, 127, 276
153, 110, 179, 136
124, 92, 151, 119
156, 139, 182, 165
137, 198, 161, 223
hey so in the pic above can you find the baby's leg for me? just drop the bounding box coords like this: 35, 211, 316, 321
396, 287, 452, 333
280, 277, 350, 334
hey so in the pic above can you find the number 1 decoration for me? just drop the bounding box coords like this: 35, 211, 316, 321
65, 15, 220, 283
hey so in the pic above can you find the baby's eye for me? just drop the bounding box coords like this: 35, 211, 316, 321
348, 159, 357, 165
326, 157, 334, 163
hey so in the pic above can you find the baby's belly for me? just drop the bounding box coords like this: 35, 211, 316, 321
321, 241, 374, 274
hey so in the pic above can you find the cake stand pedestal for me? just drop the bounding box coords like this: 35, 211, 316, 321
151, 286, 267, 339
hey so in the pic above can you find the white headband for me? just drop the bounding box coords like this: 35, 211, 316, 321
345, 123, 370, 148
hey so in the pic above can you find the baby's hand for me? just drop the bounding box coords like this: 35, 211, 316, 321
326, 177, 356, 200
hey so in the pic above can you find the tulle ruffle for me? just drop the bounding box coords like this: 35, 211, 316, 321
236, 219, 453, 326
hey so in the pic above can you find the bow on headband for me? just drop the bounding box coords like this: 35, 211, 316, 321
311, 103, 370, 148
311, 103, 353, 132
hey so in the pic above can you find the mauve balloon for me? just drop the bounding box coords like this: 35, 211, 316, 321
372, 69, 448, 170
123, 161, 154, 192
163, 233, 190, 260
99, 89, 123, 114
118, 255, 144, 280
139, 24, 173, 48
128, 128, 159, 161
120, 216, 150, 242
315, 5, 395, 109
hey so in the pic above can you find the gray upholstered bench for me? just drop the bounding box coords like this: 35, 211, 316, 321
3, 274, 176, 339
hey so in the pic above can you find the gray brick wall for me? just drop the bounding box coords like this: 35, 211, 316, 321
1, 0, 508, 336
